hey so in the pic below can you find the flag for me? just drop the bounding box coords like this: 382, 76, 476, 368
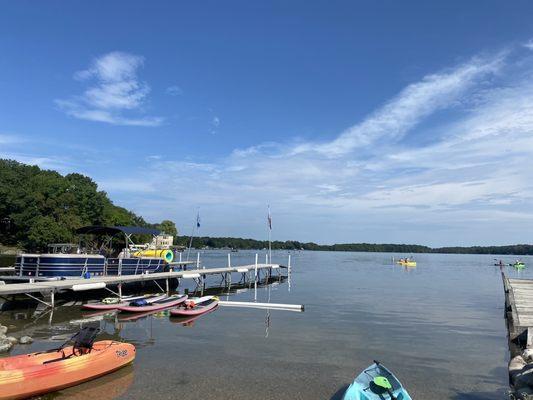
196, 212, 201, 228
267, 206, 272, 230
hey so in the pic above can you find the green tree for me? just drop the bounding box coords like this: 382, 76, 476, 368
157, 220, 178, 236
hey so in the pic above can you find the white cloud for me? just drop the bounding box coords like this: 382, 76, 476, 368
56, 51, 163, 127
291, 55, 504, 157
166, 85, 183, 96
523, 40, 533, 50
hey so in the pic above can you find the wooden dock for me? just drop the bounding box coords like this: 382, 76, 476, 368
0, 262, 286, 307
502, 273, 533, 348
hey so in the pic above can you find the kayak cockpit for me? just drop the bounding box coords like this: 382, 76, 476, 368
357, 363, 402, 394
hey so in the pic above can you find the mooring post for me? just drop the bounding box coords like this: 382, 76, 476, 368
196, 252, 200, 269
254, 253, 258, 301
228, 253, 231, 268
179, 252, 182, 263
166, 278, 169, 294
50, 291, 55, 308
288, 254, 292, 292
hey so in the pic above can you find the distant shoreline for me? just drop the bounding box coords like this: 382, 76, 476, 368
175, 236, 533, 256
2, 240, 532, 257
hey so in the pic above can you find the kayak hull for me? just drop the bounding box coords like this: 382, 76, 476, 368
343, 363, 412, 400
396, 261, 416, 267
170, 298, 219, 316
118, 295, 187, 313
0, 340, 135, 400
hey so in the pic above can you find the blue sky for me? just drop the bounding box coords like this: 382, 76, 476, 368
2, 1, 533, 246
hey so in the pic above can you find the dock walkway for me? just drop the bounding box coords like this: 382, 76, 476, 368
503, 274, 533, 346
0, 263, 284, 306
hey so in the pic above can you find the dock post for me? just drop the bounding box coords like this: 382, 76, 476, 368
228, 270, 232, 295
179, 252, 182, 263
288, 254, 292, 292
228, 253, 231, 268
254, 254, 258, 301
166, 278, 169, 294
196, 252, 200, 269
50, 291, 55, 308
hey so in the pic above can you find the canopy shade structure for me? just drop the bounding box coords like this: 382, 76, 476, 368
75, 226, 161, 236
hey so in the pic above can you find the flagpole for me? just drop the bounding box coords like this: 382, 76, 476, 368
268, 205, 272, 265
186, 209, 200, 261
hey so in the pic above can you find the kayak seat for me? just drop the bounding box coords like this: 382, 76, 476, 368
72, 326, 99, 352
42, 327, 100, 364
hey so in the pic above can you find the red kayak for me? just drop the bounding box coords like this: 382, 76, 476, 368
118, 294, 187, 313
83, 294, 167, 310
170, 296, 219, 317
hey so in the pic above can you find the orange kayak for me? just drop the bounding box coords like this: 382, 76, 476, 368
0, 340, 135, 400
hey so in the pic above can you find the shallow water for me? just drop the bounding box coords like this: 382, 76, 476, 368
1, 250, 528, 399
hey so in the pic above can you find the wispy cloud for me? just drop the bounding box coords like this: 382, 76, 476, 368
291, 54, 504, 157
56, 51, 163, 127
209, 115, 220, 134
166, 85, 183, 96
0, 133, 24, 145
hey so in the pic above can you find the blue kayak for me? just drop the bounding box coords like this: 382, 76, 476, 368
343, 361, 412, 400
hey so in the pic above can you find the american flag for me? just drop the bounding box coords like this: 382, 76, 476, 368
196, 212, 201, 228
267, 206, 272, 230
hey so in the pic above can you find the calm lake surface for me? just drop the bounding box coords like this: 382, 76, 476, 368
1, 250, 530, 399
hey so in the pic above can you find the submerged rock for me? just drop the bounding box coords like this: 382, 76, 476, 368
5, 336, 18, 345
510, 355, 527, 372
19, 336, 33, 344
523, 348, 533, 363
0, 340, 12, 352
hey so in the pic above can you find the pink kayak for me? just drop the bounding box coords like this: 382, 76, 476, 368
118, 294, 187, 313
170, 296, 219, 317
82, 294, 167, 310
169, 306, 218, 326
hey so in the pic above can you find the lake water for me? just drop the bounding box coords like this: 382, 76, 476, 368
1, 250, 530, 399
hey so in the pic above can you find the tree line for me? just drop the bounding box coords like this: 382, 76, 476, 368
175, 236, 533, 255
0, 159, 176, 251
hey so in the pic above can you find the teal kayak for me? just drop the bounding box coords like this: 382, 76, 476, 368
343, 361, 412, 400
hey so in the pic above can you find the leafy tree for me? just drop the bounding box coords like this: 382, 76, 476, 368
0, 159, 154, 251
157, 220, 178, 236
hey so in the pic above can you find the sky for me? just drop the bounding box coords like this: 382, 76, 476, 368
2, 1, 533, 246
